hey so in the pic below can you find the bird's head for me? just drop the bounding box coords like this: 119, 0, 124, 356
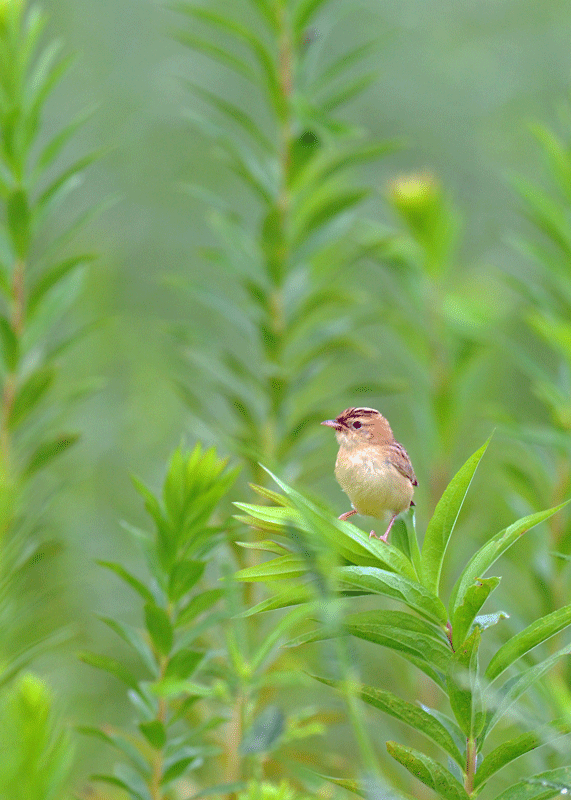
321, 407, 393, 448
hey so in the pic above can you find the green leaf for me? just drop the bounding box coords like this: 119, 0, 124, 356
164, 649, 203, 680
144, 604, 174, 656
98, 617, 156, 676
6, 187, 30, 258
336, 565, 448, 625
386, 741, 470, 800
235, 553, 308, 582
0, 316, 19, 371
313, 675, 463, 765
97, 560, 155, 604
483, 643, 571, 738
243, 584, 314, 615
292, 188, 369, 248
344, 610, 451, 674
493, 767, 571, 800
161, 755, 197, 785
452, 577, 500, 649
174, 6, 280, 114
34, 106, 95, 173
78, 651, 140, 692
24, 433, 79, 477
184, 81, 273, 153
485, 602, 571, 682
176, 588, 224, 626
27, 254, 95, 317
262, 468, 418, 579
239, 705, 284, 753
421, 438, 490, 595
91, 774, 148, 800
139, 720, 166, 750
78, 726, 150, 776
321, 72, 378, 112
168, 560, 205, 603
474, 730, 543, 790
449, 502, 569, 615
293, 0, 334, 33
8, 366, 54, 428
172, 30, 257, 82
311, 40, 378, 92
447, 627, 482, 736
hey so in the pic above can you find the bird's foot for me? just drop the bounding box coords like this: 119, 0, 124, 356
339, 509, 357, 521
369, 514, 397, 543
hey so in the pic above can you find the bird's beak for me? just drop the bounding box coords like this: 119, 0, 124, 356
321, 419, 342, 430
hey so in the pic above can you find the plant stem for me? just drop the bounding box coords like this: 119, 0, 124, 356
465, 735, 477, 795
0, 257, 26, 479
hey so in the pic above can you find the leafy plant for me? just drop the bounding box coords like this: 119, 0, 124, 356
0, 671, 73, 800
79, 444, 240, 799
499, 109, 571, 718
0, 0, 100, 694
236, 442, 571, 797
171, 0, 399, 484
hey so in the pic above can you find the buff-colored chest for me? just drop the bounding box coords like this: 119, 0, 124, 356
335, 445, 413, 518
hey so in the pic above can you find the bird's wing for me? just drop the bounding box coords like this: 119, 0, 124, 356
389, 442, 418, 486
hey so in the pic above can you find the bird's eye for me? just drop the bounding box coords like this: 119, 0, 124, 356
352, 420, 362, 429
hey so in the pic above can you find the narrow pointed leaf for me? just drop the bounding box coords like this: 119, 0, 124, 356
97, 561, 155, 604
173, 30, 257, 82
450, 501, 569, 615
485, 602, 571, 682
452, 577, 500, 649
314, 675, 463, 765
176, 588, 224, 626
28, 254, 95, 316
422, 438, 490, 595
8, 366, 54, 428
0, 316, 19, 370
78, 652, 140, 692
474, 730, 546, 790
344, 610, 452, 673
144, 603, 174, 656
24, 433, 79, 476
336, 566, 448, 625
99, 617, 156, 675
235, 553, 308, 582
386, 741, 470, 800
483, 643, 571, 737
494, 767, 571, 800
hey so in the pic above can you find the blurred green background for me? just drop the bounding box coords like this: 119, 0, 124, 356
15, 0, 571, 792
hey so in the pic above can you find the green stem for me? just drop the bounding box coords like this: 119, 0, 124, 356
0, 258, 26, 479
465, 735, 477, 795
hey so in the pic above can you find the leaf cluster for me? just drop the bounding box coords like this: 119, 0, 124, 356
0, 0, 100, 479
236, 442, 571, 797
172, 0, 399, 481
79, 444, 239, 799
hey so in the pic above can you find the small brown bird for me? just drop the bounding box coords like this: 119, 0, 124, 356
321, 407, 417, 542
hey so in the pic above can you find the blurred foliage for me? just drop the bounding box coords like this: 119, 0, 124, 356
0, 0, 98, 721
0, 671, 73, 800
171, 0, 402, 486
80, 445, 240, 798
0, 0, 571, 797
237, 454, 571, 798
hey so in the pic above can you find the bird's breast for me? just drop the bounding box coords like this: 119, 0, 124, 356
335, 447, 413, 518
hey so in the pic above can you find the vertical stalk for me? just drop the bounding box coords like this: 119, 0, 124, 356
0, 257, 26, 479
465, 736, 477, 795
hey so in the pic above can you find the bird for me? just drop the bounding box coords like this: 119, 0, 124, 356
321, 407, 417, 542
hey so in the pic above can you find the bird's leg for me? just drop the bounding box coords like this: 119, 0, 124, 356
369, 514, 397, 543
339, 509, 357, 522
